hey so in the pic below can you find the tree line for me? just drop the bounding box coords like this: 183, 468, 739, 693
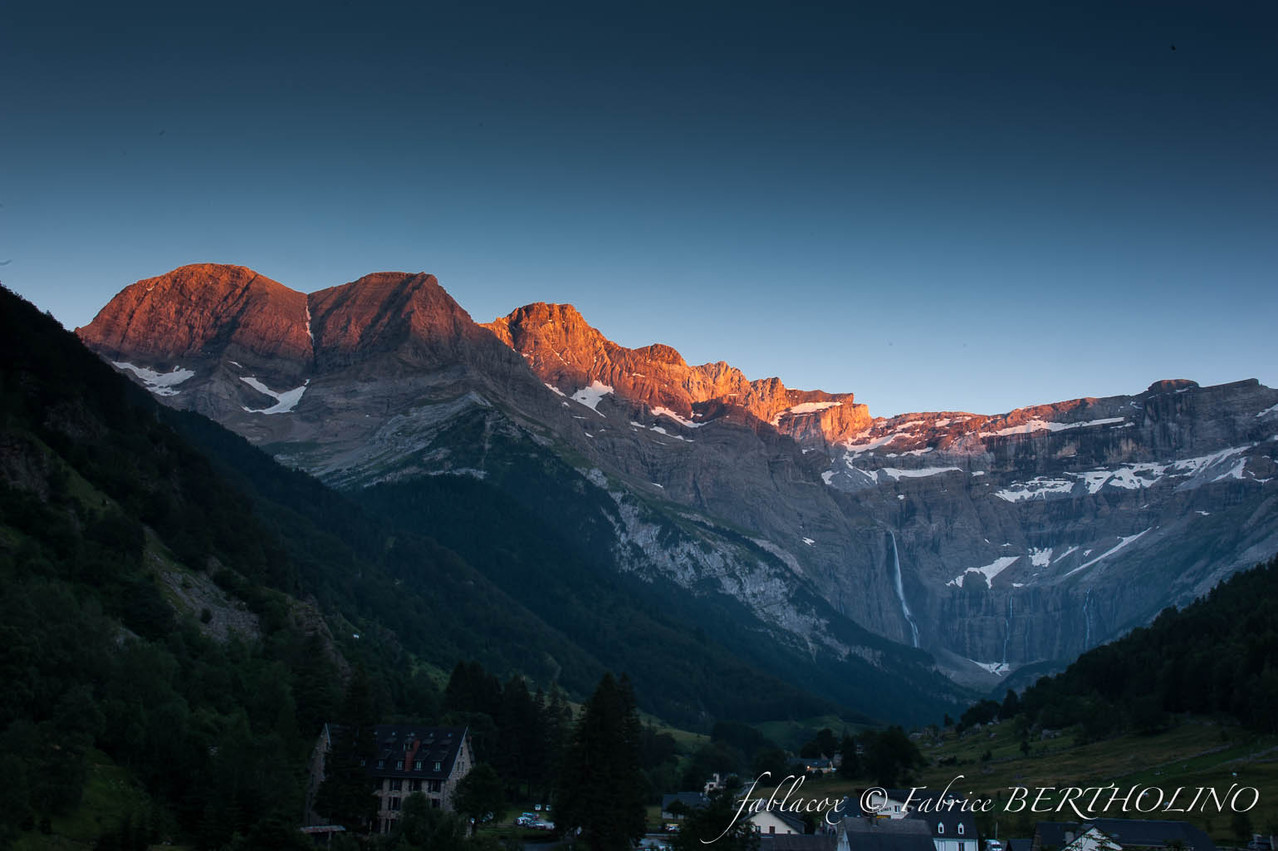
955, 556, 1278, 740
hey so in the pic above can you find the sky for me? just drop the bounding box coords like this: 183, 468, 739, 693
2, 0, 1275, 417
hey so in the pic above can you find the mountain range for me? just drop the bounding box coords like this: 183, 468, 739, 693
77, 263, 1278, 701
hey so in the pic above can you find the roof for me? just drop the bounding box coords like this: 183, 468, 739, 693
840, 816, 937, 851
906, 807, 978, 837
1036, 821, 1083, 851
1009, 839, 1034, 851
662, 792, 709, 812
750, 809, 808, 834
367, 725, 468, 780
843, 819, 933, 838
1085, 820, 1216, 851
765, 836, 838, 851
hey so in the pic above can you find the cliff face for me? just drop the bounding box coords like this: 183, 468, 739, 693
76, 263, 313, 368
78, 264, 1278, 691
485, 302, 871, 445
818, 377, 1278, 683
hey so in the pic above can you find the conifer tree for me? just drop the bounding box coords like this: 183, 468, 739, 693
555, 673, 646, 851
315, 667, 379, 831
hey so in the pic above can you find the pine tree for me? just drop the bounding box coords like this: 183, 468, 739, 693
314, 667, 379, 831
555, 673, 646, 851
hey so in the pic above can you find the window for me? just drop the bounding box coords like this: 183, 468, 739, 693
958, 825, 965, 836
390, 780, 402, 792
410, 780, 421, 792
938, 823, 945, 835
428, 780, 441, 793
396, 760, 404, 770
415, 760, 422, 771
389, 798, 401, 811
434, 761, 441, 771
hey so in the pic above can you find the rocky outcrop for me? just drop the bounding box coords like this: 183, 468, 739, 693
77, 263, 312, 368
310, 272, 498, 367
485, 302, 871, 444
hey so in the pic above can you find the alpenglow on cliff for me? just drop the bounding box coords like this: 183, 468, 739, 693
80, 264, 1278, 692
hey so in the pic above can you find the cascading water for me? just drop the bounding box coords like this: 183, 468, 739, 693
887, 531, 920, 648
1002, 595, 1013, 666
1083, 587, 1094, 648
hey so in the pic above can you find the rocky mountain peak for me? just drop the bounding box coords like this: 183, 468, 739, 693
1146, 378, 1201, 394
483, 303, 870, 443
76, 263, 311, 365
308, 272, 486, 362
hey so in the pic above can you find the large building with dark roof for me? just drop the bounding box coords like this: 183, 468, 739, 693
368, 725, 474, 835
305, 723, 474, 836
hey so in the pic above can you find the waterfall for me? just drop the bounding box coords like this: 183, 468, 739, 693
1083, 587, 1094, 648
887, 531, 920, 648
1001, 594, 1013, 666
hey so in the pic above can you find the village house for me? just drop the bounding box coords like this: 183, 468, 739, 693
763, 836, 838, 851
661, 792, 709, 820
906, 807, 979, 851
837, 815, 938, 851
305, 723, 474, 836
749, 809, 808, 837
1032, 820, 1217, 851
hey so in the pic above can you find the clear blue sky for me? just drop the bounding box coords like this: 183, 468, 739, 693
3, 0, 1275, 416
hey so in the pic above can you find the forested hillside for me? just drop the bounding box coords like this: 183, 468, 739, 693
957, 556, 1278, 737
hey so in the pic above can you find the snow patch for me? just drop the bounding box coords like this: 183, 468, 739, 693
651, 406, 704, 428
649, 424, 692, 442
1257, 403, 1278, 418
114, 362, 195, 397
982, 416, 1126, 438
998, 444, 1259, 502
879, 466, 961, 480
240, 376, 309, 414
544, 383, 567, 397
571, 380, 612, 415
841, 432, 901, 454
948, 556, 1019, 588
789, 401, 842, 415
995, 477, 1074, 503
1064, 529, 1152, 577
772, 401, 842, 424
972, 661, 1010, 676
802, 537, 815, 546
1029, 547, 1053, 567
